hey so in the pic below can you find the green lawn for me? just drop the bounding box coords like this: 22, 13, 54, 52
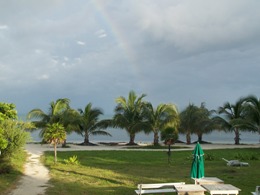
43, 148, 260, 195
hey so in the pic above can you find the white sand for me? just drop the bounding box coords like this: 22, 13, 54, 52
8, 145, 50, 195
8, 142, 260, 195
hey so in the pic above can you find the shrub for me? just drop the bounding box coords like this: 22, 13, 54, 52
204, 153, 215, 161
233, 152, 246, 160
233, 152, 259, 161
249, 154, 259, 160
0, 120, 30, 161
0, 102, 17, 122
0, 162, 12, 174
64, 155, 80, 165
0, 128, 8, 151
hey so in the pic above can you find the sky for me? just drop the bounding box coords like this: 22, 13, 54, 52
1, 0, 260, 115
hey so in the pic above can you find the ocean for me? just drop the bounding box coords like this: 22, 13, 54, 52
20, 114, 260, 144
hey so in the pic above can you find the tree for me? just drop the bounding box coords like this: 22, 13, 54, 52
214, 98, 246, 145
0, 128, 8, 152
0, 103, 31, 173
0, 102, 31, 159
0, 102, 17, 153
179, 103, 216, 144
161, 126, 179, 164
144, 103, 179, 145
0, 120, 30, 161
75, 103, 111, 145
113, 90, 147, 145
243, 95, 260, 134
43, 123, 66, 163
179, 104, 201, 144
0, 102, 17, 122
193, 103, 216, 143
27, 98, 71, 137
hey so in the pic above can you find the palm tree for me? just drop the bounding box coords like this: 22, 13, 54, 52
243, 95, 260, 134
43, 123, 66, 163
144, 103, 179, 145
27, 98, 70, 137
179, 104, 202, 144
75, 103, 111, 145
193, 103, 216, 143
214, 98, 246, 145
113, 90, 147, 145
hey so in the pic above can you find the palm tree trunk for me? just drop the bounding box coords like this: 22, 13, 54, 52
128, 133, 136, 145
167, 144, 171, 164
186, 132, 191, 144
234, 128, 240, 145
62, 139, 67, 147
153, 131, 159, 145
84, 133, 90, 145
54, 142, 57, 163
197, 133, 203, 143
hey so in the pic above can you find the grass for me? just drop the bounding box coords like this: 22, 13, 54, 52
0, 150, 27, 194
42, 148, 260, 195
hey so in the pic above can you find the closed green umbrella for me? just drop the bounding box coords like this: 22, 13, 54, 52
190, 142, 204, 183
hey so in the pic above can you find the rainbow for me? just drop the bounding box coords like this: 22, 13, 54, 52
90, 0, 143, 84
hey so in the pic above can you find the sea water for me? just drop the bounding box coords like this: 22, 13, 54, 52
29, 126, 260, 144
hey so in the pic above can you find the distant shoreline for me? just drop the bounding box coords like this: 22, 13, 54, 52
25, 142, 260, 152
29, 129, 260, 145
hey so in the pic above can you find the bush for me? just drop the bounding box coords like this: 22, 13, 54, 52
0, 162, 12, 174
249, 154, 259, 160
64, 155, 80, 165
0, 128, 8, 151
233, 152, 246, 160
0, 120, 30, 161
233, 152, 259, 161
205, 153, 215, 161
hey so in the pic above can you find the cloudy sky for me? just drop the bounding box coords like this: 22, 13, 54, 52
1, 0, 260, 115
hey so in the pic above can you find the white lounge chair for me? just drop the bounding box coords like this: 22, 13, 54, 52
252, 186, 260, 195
135, 182, 185, 195
222, 158, 249, 166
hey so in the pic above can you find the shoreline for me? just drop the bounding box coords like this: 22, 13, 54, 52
29, 129, 260, 145
25, 142, 260, 152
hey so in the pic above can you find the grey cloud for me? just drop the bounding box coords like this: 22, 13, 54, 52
135, 0, 260, 53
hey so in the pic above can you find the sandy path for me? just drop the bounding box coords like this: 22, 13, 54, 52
8, 145, 50, 195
